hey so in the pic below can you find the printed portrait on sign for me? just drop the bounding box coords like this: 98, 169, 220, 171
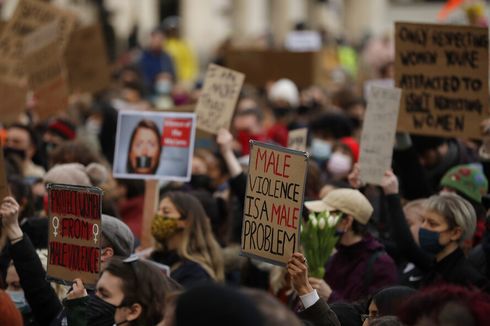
113, 111, 196, 181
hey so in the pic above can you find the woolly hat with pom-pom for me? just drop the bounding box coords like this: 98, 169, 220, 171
44, 163, 108, 187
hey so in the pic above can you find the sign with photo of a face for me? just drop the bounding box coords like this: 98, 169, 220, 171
113, 111, 196, 181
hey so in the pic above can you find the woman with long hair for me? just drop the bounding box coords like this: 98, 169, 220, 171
150, 191, 224, 287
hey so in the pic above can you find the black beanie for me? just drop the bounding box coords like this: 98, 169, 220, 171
175, 284, 264, 326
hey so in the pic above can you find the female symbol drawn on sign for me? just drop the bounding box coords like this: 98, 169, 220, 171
92, 223, 99, 244
52, 216, 60, 238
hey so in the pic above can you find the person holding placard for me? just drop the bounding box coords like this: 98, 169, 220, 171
304, 189, 398, 303
126, 119, 162, 175
378, 169, 489, 290
150, 191, 224, 288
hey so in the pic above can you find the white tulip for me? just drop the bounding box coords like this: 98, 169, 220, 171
318, 217, 326, 230
327, 214, 338, 228
311, 216, 318, 227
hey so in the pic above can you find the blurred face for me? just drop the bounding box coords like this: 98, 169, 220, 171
157, 197, 185, 250
96, 271, 133, 324
150, 32, 164, 50
362, 301, 378, 326
6, 264, 21, 292
129, 127, 161, 174
7, 127, 33, 160
404, 205, 424, 245
420, 209, 461, 247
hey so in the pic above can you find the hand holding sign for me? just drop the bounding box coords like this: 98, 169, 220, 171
0, 197, 23, 242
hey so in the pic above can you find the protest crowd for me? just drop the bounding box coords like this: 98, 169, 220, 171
1, 0, 490, 325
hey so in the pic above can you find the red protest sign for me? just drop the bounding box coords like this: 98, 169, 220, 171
162, 118, 192, 148
47, 184, 103, 286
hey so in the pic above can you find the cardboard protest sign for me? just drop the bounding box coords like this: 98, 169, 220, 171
47, 184, 102, 286
33, 76, 69, 119
0, 146, 9, 200
359, 86, 402, 185
395, 22, 489, 138
241, 141, 308, 266
195, 64, 245, 134
0, 80, 27, 124
64, 24, 111, 94
287, 128, 308, 152
23, 21, 65, 91
113, 111, 196, 181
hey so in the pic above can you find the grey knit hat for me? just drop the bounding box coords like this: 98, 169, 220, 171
101, 214, 135, 258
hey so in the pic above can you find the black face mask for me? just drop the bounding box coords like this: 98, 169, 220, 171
136, 156, 152, 168
87, 294, 117, 326
34, 195, 44, 212
189, 174, 213, 191
3, 146, 27, 160
273, 107, 291, 119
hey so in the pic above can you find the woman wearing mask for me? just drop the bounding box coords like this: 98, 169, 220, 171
379, 169, 488, 290
64, 257, 179, 326
326, 137, 359, 182
127, 120, 162, 175
150, 191, 224, 287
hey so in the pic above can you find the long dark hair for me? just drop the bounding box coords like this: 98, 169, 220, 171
126, 119, 161, 174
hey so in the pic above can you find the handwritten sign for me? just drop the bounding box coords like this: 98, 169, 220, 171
47, 184, 103, 286
195, 64, 245, 134
23, 22, 64, 91
287, 128, 308, 152
241, 141, 308, 266
395, 22, 489, 138
0, 0, 76, 82
359, 86, 402, 185
33, 76, 69, 119
0, 80, 27, 124
64, 24, 111, 94
0, 146, 9, 200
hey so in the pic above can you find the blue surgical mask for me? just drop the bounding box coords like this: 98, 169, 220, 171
6, 290, 31, 314
156, 80, 172, 95
419, 228, 445, 254
310, 138, 332, 160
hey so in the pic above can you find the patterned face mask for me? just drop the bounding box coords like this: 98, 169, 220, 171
151, 214, 182, 243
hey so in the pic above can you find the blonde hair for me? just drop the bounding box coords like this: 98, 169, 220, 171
162, 192, 224, 281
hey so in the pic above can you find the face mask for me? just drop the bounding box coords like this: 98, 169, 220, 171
310, 138, 332, 161
86, 119, 102, 135
327, 152, 352, 176
156, 80, 172, 95
34, 195, 44, 212
151, 214, 181, 243
136, 156, 152, 168
44, 141, 57, 154
419, 228, 445, 254
273, 107, 290, 119
88, 294, 117, 326
3, 146, 27, 160
6, 290, 31, 314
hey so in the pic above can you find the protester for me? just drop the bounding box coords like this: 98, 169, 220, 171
362, 286, 415, 326
64, 257, 179, 326
150, 191, 224, 287
305, 189, 398, 303
6, 123, 45, 178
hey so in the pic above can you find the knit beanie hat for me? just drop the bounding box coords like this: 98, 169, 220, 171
175, 284, 264, 326
340, 137, 360, 162
46, 118, 76, 140
44, 163, 108, 187
440, 164, 488, 203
